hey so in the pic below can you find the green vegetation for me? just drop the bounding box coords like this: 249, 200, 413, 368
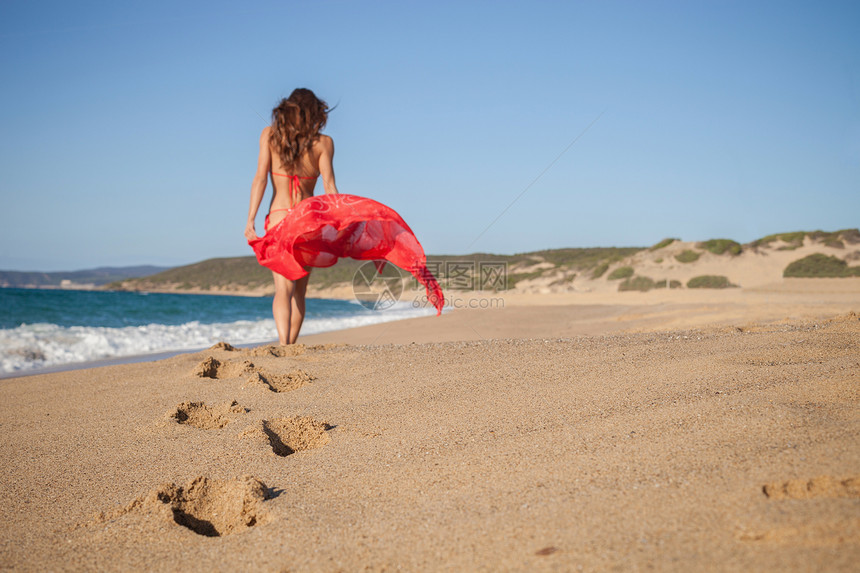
591, 263, 609, 279
30, 230, 860, 296
607, 266, 634, 280
750, 229, 860, 250
109, 247, 652, 294
506, 270, 545, 289
650, 238, 678, 251
112, 257, 272, 291
522, 247, 643, 270
809, 229, 860, 249
308, 259, 365, 288
425, 248, 644, 289
783, 254, 860, 278
618, 276, 656, 292
700, 239, 742, 256
548, 274, 576, 287
687, 275, 737, 289
752, 231, 806, 248
617, 276, 674, 292
675, 250, 701, 263
109, 256, 370, 292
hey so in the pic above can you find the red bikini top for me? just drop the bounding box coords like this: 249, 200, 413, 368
272, 172, 318, 203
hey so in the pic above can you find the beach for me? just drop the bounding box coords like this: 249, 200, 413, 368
1, 279, 858, 571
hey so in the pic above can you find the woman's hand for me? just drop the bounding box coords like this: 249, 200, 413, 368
244, 221, 258, 241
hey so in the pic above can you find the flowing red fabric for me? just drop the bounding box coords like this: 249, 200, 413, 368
248, 194, 444, 315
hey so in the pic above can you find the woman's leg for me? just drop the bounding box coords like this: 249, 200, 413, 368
288, 272, 310, 344
272, 271, 295, 345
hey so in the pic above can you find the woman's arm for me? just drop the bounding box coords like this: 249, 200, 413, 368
317, 135, 339, 195
245, 127, 272, 241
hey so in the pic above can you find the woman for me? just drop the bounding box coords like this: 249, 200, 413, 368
244, 88, 335, 345
246, 89, 444, 346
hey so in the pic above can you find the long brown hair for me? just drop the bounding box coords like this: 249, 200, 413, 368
269, 88, 329, 171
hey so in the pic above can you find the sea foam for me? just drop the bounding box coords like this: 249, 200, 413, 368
0, 302, 436, 375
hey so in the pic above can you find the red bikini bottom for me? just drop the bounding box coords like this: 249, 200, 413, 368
248, 194, 444, 314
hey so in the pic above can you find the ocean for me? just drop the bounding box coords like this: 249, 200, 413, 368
0, 288, 435, 376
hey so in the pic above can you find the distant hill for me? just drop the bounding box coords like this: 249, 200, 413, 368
107, 248, 646, 296
0, 265, 170, 289
107, 229, 860, 298
109, 257, 275, 295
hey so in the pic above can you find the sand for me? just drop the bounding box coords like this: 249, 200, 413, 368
1, 279, 858, 571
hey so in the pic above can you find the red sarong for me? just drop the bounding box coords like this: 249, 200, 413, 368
248, 194, 444, 315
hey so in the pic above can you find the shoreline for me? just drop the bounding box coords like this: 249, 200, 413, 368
0, 342, 278, 381
5, 279, 858, 379
7, 275, 859, 300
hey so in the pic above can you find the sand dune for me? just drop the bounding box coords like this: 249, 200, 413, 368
476, 233, 860, 295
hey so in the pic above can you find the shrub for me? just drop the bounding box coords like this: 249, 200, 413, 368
549, 274, 576, 286
687, 275, 736, 289
619, 276, 656, 291
523, 247, 644, 269
607, 266, 634, 280
591, 263, 609, 279
654, 258, 663, 263
839, 229, 860, 244
751, 231, 806, 248
700, 239, 742, 256
506, 270, 545, 289
650, 238, 678, 251
783, 254, 860, 277
669, 280, 682, 289
809, 229, 860, 248
675, 250, 701, 263
747, 229, 859, 250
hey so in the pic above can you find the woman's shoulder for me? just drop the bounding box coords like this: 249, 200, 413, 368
314, 134, 334, 152
259, 126, 273, 146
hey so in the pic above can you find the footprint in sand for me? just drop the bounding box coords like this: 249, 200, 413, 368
244, 369, 315, 393
193, 356, 315, 393
739, 474, 860, 546
207, 341, 345, 357
241, 416, 331, 457
206, 341, 302, 357
169, 400, 245, 430
193, 356, 257, 379
762, 475, 860, 500
247, 344, 306, 357
243, 342, 343, 357
94, 475, 271, 537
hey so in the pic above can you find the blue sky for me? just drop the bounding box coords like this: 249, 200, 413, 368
1, 0, 858, 271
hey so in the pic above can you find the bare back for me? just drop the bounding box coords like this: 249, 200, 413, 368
269, 141, 319, 207
262, 129, 337, 229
